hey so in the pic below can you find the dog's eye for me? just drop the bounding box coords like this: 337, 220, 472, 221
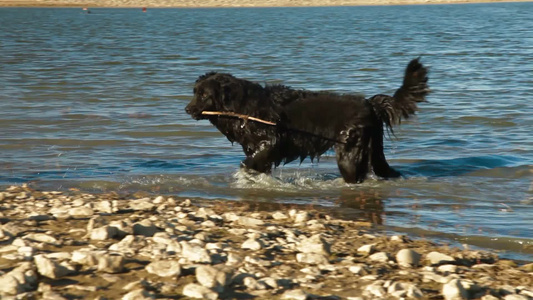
201, 93, 209, 100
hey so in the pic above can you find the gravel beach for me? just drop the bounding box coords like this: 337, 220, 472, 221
0, 184, 531, 299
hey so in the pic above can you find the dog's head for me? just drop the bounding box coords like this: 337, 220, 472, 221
185, 72, 221, 120
186, 72, 246, 120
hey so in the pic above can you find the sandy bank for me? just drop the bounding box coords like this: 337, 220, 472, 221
0, 185, 532, 299
0, 0, 531, 7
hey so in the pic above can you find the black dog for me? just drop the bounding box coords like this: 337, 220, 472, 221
185, 58, 429, 183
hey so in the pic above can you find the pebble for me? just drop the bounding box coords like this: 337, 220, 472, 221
357, 244, 375, 255
90, 225, 119, 240
132, 219, 159, 237
68, 206, 94, 217
34, 255, 72, 279
182, 283, 218, 300
427, 251, 455, 265
237, 216, 264, 227
369, 251, 390, 263
281, 289, 308, 300
180, 241, 212, 263
196, 265, 232, 293
396, 249, 421, 267
145, 260, 181, 277
97, 254, 125, 273
442, 279, 468, 300
241, 238, 263, 251
122, 288, 156, 300
504, 295, 529, 300
297, 234, 331, 256
296, 253, 329, 265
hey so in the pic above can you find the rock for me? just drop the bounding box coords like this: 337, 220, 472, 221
357, 244, 375, 255
94, 200, 114, 214
132, 219, 159, 237
24, 233, 60, 246
180, 241, 212, 263
17, 246, 35, 258
237, 216, 264, 227
71, 249, 106, 267
481, 296, 500, 300
292, 211, 310, 223
122, 288, 156, 300
369, 252, 390, 263
241, 238, 263, 251
365, 282, 386, 298
0, 262, 37, 295
438, 264, 458, 274
396, 249, 421, 267
97, 254, 125, 273
182, 283, 218, 300
109, 235, 136, 253
145, 260, 181, 277
504, 295, 529, 300
296, 253, 329, 265
68, 206, 94, 217
297, 234, 331, 256
34, 255, 72, 279
442, 279, 468, 300
272, 211, 288, 220
196, 265, 232, 293
281, 289, 308, 300
90, 225, 120, 240
519, 263, 533, 272
427, 251, 455, 265
348, 264, 366, 275
129, 198, 155, 211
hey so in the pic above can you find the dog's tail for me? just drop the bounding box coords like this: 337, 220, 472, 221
368, 58, 430, 134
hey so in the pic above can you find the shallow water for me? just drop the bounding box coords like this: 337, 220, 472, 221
0, 3, 532, 260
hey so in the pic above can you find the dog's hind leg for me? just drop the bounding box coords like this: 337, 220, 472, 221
335, 129, 370, 184
369, 127, 402, 179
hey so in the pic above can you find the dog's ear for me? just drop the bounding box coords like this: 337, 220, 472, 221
222, 81, 244, 106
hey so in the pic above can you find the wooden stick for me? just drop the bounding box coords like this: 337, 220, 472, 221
201, 111, 277, 126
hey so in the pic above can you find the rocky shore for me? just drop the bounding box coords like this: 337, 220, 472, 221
0, 184, 531, 300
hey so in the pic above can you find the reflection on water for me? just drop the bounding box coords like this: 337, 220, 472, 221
0, 3, 532, 260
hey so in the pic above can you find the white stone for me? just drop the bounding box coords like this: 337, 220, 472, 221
182, 283, 218, 300
0, 262, 37, 295
34, 255, 72, 279
145, 260, 181, 277
180, 241, 212, 263
122, 288, 156, 300
17, 246, 35, 258
272, 211, 288, 220
365, 282, 387, 298
357, 244, 375, 254
237, 216, 264, 227
348, 264, 366, 275
241, 238, 263, 251
369, 252, 390, 263
68, 206, 94, 217
293, 211, 310, 223
442, 279, 468, 300
90, 226, 119, 240
396, 249, 421, 267
129, 198, 155, 211
196, 265, 231, 293
97, 254, 125, 273
427, 251, 455, 265
438, 264, 458, 274
296, 253, 329, 265
504, 295, 529, 300
24, 233, 60, 246
281, 289, 308, 300
297, 234, 330, 256
109, 235, 136, 253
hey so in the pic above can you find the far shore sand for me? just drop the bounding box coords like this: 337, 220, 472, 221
0, 0, 531, 7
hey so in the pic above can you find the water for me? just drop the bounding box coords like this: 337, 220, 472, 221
1, 3, 532, 260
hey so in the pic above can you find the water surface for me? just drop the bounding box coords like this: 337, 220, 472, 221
0, 3, 532, 260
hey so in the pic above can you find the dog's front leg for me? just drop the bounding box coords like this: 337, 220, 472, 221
240, 140, 274, 174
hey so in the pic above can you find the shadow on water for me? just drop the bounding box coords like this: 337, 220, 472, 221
398, 155, 525, 178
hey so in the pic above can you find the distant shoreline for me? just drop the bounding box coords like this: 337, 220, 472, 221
0, 0, 531, 7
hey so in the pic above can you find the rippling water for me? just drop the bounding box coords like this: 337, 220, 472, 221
1, 3, 532, 260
